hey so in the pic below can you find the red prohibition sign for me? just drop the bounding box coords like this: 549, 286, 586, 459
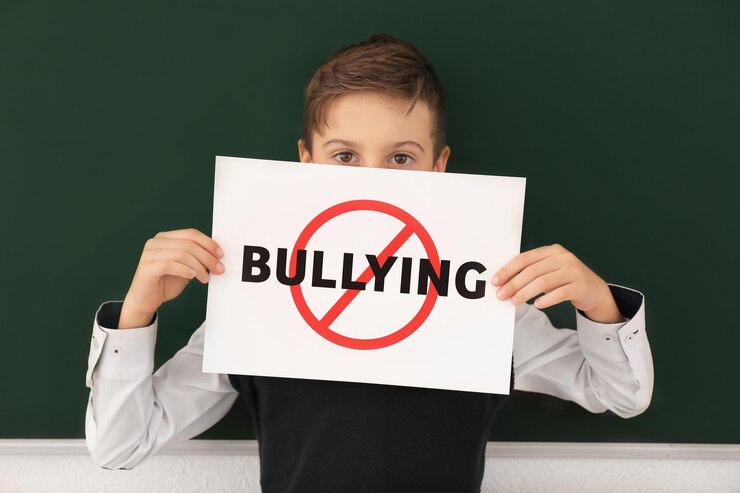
289, 199, 441, 350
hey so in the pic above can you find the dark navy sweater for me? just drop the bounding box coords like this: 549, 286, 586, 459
227, 369, 513, 492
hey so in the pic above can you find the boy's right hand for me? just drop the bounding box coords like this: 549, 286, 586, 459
118, 228, 225, 329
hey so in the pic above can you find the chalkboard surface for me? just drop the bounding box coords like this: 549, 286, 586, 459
2, 1, 738, 443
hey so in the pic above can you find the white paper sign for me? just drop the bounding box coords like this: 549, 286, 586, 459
203, 156, 526, 394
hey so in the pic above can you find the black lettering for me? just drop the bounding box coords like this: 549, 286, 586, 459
242, 245, 270, 282
455, 261, 487, 299
341, 253, 366, 291
400, 257, 412, 294
365, 255, 397, 292
276, 248, 306, 286
311, 250, 336, 288
242, 243, 487, 300
417, 259, 450, 296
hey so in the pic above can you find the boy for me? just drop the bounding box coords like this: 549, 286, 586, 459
85, 33, 653, 492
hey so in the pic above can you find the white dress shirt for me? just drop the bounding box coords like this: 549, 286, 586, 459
84, 282, 653, 470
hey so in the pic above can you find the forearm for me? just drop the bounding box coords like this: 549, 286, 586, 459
582, 284, 626, 324
119, 303, 156, 330
86, 374, 158, 469
513, 284, 653, 418
86, 301, 239, 469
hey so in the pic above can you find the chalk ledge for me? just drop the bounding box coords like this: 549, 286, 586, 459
1, 440, 739, 460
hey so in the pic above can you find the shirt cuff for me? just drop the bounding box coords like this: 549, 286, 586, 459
86, 301, 158, 388
575, 283, 646, 362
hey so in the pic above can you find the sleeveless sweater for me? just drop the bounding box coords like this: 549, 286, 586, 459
227, 366, 513, 493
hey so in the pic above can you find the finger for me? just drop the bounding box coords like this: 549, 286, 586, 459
154, 228, 224, 259
145, 259, 198, 281
533, 284, 572, 309
147, 248, 211, 284
508, 269, 570, 306
146, 237, 225, 275
492, 243, 564, 286
495, 255, 561, 300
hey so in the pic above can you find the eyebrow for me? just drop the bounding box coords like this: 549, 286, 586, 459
322, 139, 359, 148
322, 139, 426, 153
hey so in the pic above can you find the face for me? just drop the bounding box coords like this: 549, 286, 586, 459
297, 90, 450, 172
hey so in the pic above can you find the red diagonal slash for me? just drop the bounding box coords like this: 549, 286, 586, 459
320, 224, 414, 327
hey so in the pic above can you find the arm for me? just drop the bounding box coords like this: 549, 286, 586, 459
85, 300, 239, 470
512, 283, 653, 418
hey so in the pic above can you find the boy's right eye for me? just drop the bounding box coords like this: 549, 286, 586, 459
334, 151, 356, 164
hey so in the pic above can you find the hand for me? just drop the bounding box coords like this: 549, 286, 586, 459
491, 243, 625, 324
119, 228, 226, 328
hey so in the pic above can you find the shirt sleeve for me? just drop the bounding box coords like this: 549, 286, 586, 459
84, 300, 239, 470
511, 283, 653, 418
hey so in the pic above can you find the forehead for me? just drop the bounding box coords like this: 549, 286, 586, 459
317, 91, 433, 145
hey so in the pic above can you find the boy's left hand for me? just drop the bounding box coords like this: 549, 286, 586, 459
491, 243, 625, 324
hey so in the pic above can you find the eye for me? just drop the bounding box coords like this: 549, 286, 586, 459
333, 151, 356, 164
391, 153, 413, 166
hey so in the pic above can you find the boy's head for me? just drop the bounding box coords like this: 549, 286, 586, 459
297, 33, 450, 172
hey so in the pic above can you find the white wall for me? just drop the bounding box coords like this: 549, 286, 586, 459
2, 441, 739, 493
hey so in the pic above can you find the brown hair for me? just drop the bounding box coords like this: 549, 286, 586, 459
300, 33, 447, 161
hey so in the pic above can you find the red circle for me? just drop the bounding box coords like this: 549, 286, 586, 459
289, 199, 441, 350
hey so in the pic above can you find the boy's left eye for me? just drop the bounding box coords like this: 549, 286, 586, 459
392, 153, 413, 165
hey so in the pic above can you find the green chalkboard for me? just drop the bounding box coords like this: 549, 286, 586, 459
1, 0, 738, 443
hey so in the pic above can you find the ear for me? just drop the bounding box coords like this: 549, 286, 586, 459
432, 145, 450, 173
297, 138, 312, 163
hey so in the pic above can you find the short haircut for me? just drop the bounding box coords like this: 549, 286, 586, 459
300, 33, 447, 161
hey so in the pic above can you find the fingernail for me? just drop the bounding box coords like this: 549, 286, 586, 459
216, 247, 224, 257
496, 288, 506, 300
216, 262, 224, 273
492, 276, 500, 286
